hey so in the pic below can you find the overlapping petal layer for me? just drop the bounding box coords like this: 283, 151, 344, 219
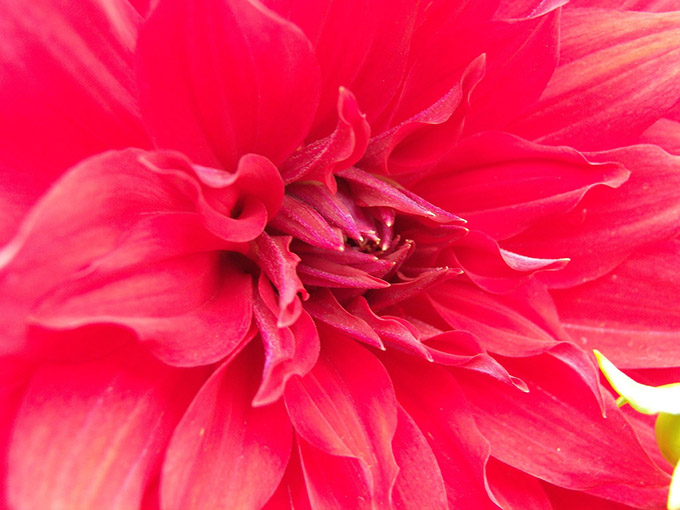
2, 0, 680, 509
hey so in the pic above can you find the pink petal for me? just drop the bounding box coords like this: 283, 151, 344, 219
261, 441, 312, 510
445, 231, 568, 293
8, 344, 206, 510
428, 280, 568, 357
414, 132, 629, 240
265, 0, 420, 137
361, 56, 486, 176
543, 482, 668, 510
486, 458, 552, 510
0, 0, 149, 243
281, 87, 370, 189
284, 333, 399, 508
296, 435, 373, 509
31, 219, 253, 366
391, 407, 448, 510
304, 289, 384, 349
504, 145, 680, 287
252, 277, 320, 406
510, 8, 680, 150
552, 239, 680, 369
137, 0, 320, 169
252, 233, 307, 328
1, 150, 262, 366
346, 296, 432, 360
382, 354, 498, 509
462, 8, 561, 133
456, 354, 670, 507
161, 346, 292, 510
641, 118, 680, 155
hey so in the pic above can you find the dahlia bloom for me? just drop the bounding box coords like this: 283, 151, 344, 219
1, 0, 680, 509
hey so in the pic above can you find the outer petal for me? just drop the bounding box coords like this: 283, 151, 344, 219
641, 118, 680, 155
137, 0, 320, 169
553, 239, 680, 369
0, 150, 264, 364
264, 0, 420, 137
456, 354, 670, 508
7, 344, 206, 510
391, 407, 448, 510
504, 145, 680, 287
382, 354, 498, 509
443, 231, 568, 294
0, 0, 149, 244
486, 458, 552, 510
284, 333, 399, 508
261, 441, 312, 510
414, 132, 629, 240
161, 346, 293, 510
428, 280, 568, 357
510, 8, 680, 150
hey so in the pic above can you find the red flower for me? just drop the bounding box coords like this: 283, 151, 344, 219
2, 0, 680, 509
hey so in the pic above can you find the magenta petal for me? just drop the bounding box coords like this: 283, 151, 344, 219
304, 289, 384, 349
265, 0, 420, 136
391, 407, 448, 510
138, 0, 320, 169
510, 8, 680, 150
161, 347, 292, 510
505, 145, 680, 287
8, 344, 206, 510
281, 87, 371, 189
641, 117, 680, 155
297, 435, 374, 509
284, 334, 399, 508
261, 441, 312, 510
252, 233, 307, 328
447, 231, 568, 293
428, 281, 569, 357
552, 239, 680, 369
486, 458, 552, 510
0, 0, 149, 242
32, 233, 253, 367
361, 56, 486, 175
252, 278, 320, 406
456, 354, 670, 507
415, 132, 629, 240
383, 355, 498, 509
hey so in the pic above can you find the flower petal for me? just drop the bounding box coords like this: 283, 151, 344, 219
414, 132, 629, 240
486, 458, 552, 510
8, 344, 206, 510
382, 354, 498, 509
161, 346, 292, 510
0, 0, 149, 242
641, 118, 680, 155
280, 87, 370, 189
456, 353, 670, 507
510, 8, 680, 150
504, 145, 680, 287
137, 0, 320, 169
265, 0, 420, 136
284, 333, 399, 508
391, 407, 448, 510
553, 239, 680, 369
252, 276, 320, 406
